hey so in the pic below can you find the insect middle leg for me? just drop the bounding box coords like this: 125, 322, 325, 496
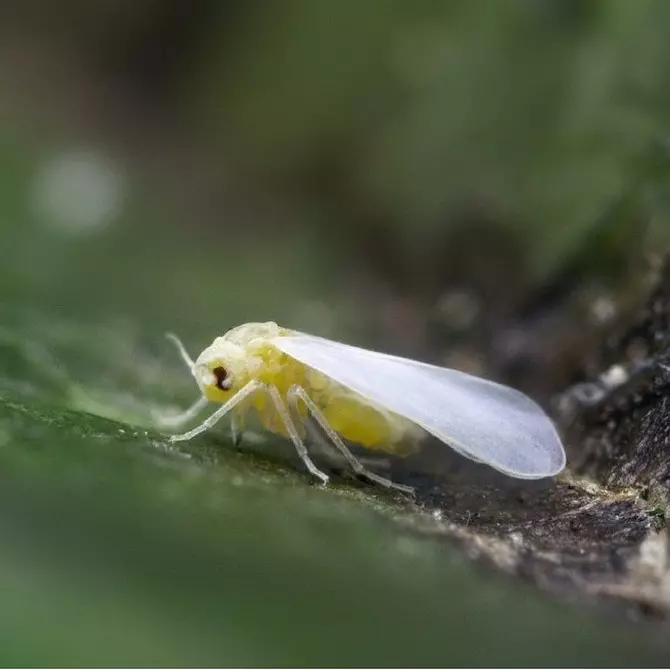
230, 414, 243, 446
287, 385, 415, 495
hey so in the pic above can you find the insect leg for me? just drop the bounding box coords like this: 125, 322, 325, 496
169, 380, 263, 443
287, 385, 414, 495
266, 385, 330, 485
165, 332, 196, 372
230, 414, 243, 446
153, 396, 209, 429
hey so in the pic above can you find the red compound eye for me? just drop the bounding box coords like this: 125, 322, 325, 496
213, 366, 229, 390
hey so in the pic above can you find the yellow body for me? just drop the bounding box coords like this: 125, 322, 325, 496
195, 322, 417, 455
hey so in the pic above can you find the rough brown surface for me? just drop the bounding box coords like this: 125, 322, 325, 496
393, 253, 670, 620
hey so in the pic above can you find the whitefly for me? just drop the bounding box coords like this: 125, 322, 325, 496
155, 321, 566, 494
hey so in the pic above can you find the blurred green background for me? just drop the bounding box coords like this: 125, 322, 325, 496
1, 0, 670, 665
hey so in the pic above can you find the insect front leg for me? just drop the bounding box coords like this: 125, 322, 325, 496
287, 385, 414, 495
266, 385, 330, 485
169, 380, 263, 443
153, 396, 209, 430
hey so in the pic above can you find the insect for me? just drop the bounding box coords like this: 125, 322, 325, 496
156, 321, 566, 493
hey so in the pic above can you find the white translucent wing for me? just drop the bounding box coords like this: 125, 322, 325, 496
273, 333, 565, 479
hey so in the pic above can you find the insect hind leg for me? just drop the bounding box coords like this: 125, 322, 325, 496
287, 385, 414, 495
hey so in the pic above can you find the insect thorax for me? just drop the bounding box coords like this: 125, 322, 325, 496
222, 321, 293, 347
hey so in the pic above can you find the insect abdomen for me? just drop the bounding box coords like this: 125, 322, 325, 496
314, 380, 418, 456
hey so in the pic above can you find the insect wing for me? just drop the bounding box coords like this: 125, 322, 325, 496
273, 334, 565, 479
